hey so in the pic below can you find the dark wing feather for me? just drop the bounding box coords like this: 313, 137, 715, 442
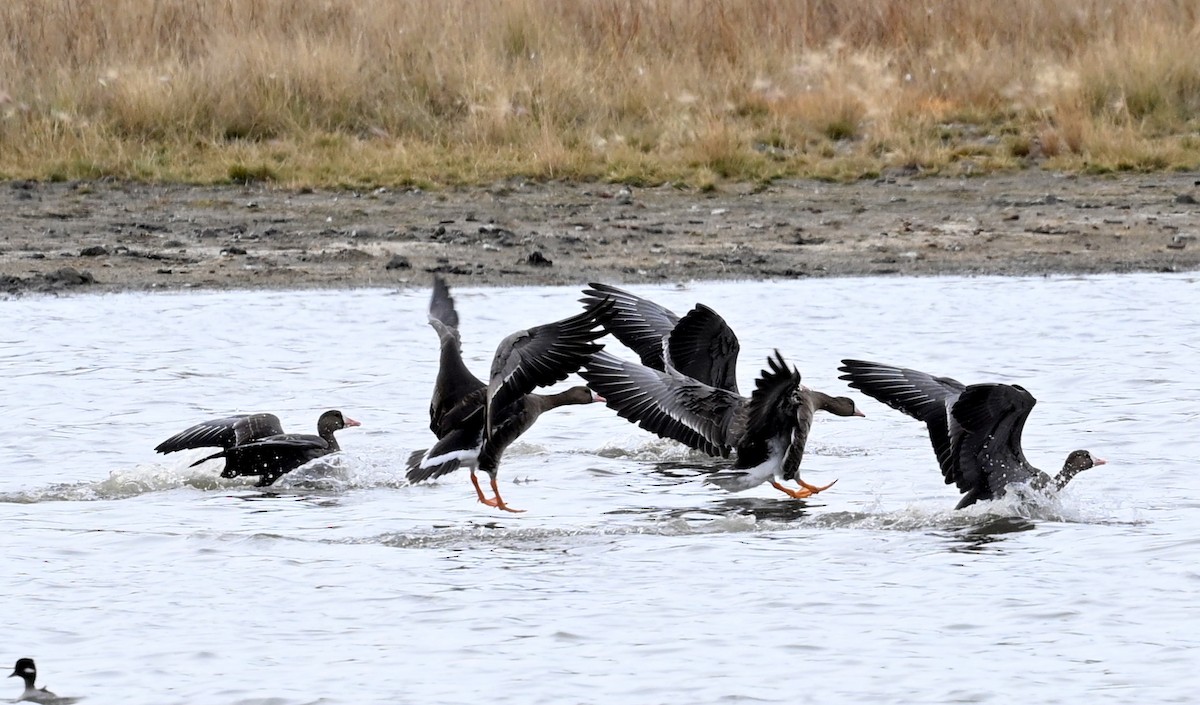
838, 359, 966, 485
580, 283, 679, 369
578, 351, 742, 457
779, 393, 816, 482
155, 413, 284, 454
430, 388, 485, 440
219, 434, 332, 485
736, 351, 803, 467
487, 299, 612, 434
667, 304, 741, 393
429, 275, 460, 329
949, 383, 1038, 504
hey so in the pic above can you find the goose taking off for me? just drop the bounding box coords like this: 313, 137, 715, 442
406, 276, 612, 512
156, 410, 360, 486
838, 359, 1105, 509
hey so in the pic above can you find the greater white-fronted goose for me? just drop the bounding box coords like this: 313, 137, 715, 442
580, 282, 741, 393
406, 276, 611, 512
837, 359, 1106, 509
579, 348, 864, 498
9, 658, 80, 705
155, 409, 361, 486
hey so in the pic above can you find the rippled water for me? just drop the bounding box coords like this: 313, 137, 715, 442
3, 274, 1198, 705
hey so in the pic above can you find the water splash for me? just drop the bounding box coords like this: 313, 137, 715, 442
0, 451, 409, 503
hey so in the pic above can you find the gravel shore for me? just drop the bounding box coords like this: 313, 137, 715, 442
3, 171, 1198, 295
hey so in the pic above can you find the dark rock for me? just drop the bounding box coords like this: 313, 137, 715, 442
1175, 193, 1197, 204
480, 224, 517, 238
385, 255, 411, 270
1167, 234, 1194, 250
222, 246, 248, 255
526, 250, 553, 267
44, 267, 95, 286
79, 245, 108, 256
425, 263, 474, 275
317, 248, 372, 262
0, 274, 26, 291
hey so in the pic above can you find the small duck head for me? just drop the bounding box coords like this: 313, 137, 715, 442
9, 658, 36, 687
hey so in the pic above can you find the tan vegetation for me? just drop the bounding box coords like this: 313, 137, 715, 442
2, 0, 1200, 186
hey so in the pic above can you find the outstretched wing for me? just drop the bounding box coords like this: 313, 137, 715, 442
581, 282, 679, 368
949, 383, 1038, 503
581, 283, 742, 394
578, 350, 743, 457
666, 304, 741, 393
487, 299, 612, 435
838, 359, 966, 486
155, 413, 284, 454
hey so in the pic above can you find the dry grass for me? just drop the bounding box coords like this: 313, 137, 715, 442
2, 0, 1200, 186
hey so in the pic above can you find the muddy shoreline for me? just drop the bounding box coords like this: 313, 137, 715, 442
2, 172, 1197, 296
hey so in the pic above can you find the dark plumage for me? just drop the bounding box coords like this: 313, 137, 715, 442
153, 413, 285, 454
406, 276, 611, 512
9, 658, 79, 705
580, 349, 864, 498
156, 409, 361, 486
838, 359, 1105, 509
580, 282, 741, 393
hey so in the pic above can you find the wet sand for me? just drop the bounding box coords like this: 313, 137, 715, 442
2, 171, 1197, 295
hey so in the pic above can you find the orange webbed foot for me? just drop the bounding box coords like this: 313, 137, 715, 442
797, 477, 838, 494
770, 480, 814, 499
488, 475, 525, 513
470, 471, 525, 513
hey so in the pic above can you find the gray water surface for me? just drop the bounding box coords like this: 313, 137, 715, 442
3, 274, 1198, 704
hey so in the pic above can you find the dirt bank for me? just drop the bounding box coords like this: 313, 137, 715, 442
2, 171, 1197, 295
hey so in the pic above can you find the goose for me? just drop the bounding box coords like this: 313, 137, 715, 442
579, 348, 863, 498
837, 359, 1105, 508
406, 276, 611, 512
155, 409, 360, 486
8, 659, 79, 705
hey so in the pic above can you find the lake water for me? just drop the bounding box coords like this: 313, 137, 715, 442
2, 273, 1197, 705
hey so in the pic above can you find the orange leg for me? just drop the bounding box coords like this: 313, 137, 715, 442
469, 471, 525, 513
488, 474, 525, 514
469, 471, 493, 505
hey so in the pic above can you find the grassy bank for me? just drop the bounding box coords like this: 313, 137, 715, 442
2, 0, 1200, 187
